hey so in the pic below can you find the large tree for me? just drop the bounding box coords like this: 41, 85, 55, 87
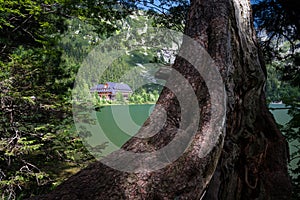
28, 0, 291, 199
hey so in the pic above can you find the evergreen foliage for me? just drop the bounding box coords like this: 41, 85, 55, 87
0, 0, 132, 199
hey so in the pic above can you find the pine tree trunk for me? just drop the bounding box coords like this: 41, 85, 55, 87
191, 0, 292, 199
28, 0, 291, 199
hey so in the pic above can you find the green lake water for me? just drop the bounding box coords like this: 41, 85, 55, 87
81, 104, 155, 157
269, 103, 291, 125
94, 103, 293, 147
95, 104, 155, 147
269, 103, 298, 177
88, 103, 297, 175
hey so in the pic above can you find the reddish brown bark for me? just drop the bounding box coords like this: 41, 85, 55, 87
192, 0, 292, 199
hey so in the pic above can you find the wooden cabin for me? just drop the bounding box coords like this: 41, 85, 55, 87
90, 82, 132, 100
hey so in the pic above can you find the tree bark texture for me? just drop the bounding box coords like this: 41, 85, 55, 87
191, 0, 292, 199
28, 0, 291, 199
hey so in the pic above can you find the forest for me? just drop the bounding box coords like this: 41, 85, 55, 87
0, 0, 299, 199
